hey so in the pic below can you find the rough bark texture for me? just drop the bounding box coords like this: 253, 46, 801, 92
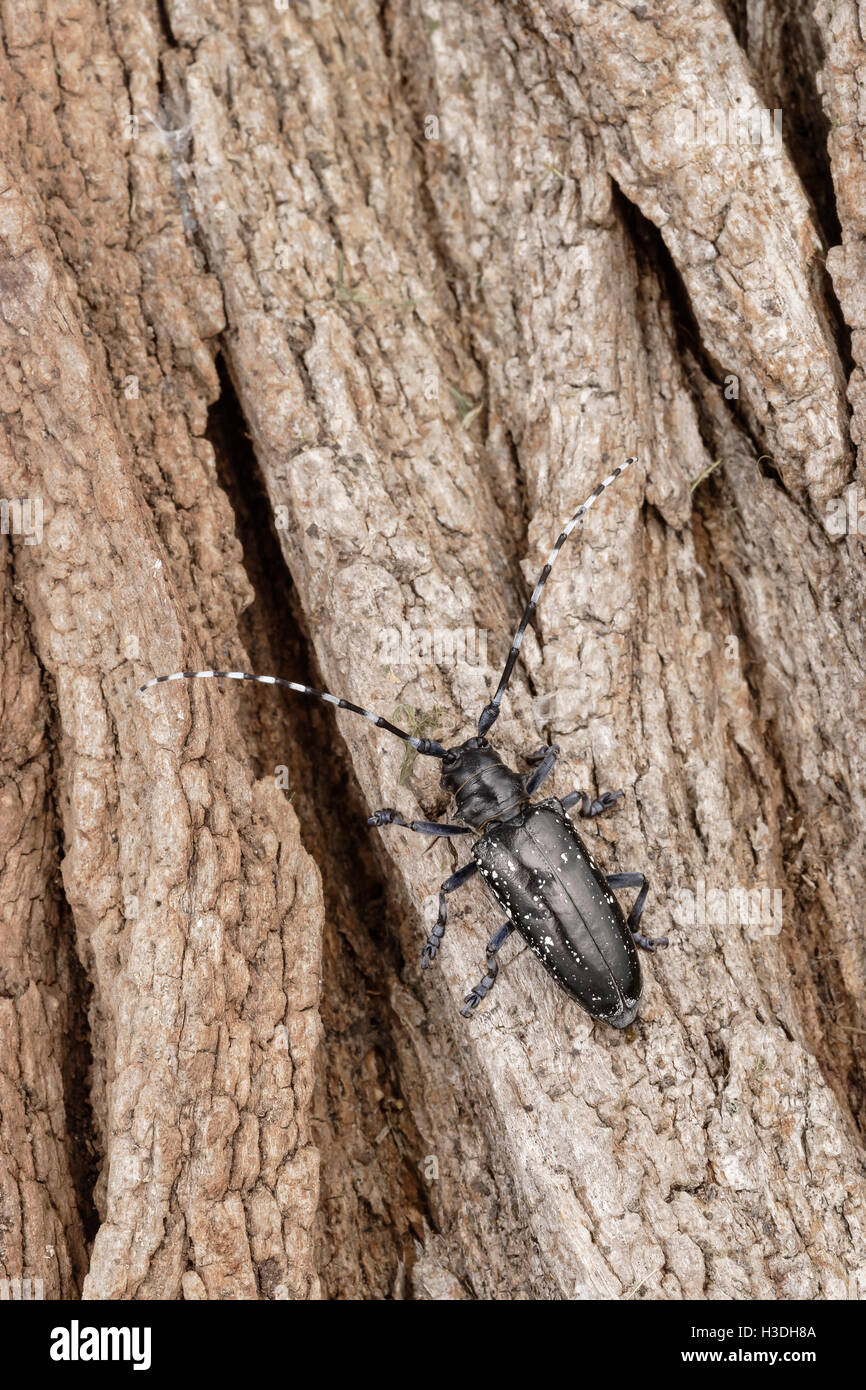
0, 0, 864, 1300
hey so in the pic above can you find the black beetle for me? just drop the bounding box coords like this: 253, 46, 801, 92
137, 457, 666, 1027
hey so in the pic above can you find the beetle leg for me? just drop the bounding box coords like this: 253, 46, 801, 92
368, 807, 472, 837
524, 743, 560, 793
561, 788, 624, 817
523, 746, 551, 764
605, 872, 669, 951
422, 862, 479, 969
460, 920, 515, 1016
631, 931, 668, 953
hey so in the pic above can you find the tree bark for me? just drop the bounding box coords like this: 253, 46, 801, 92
0, 0, 864, 1300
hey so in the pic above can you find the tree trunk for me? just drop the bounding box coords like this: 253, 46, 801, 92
0, 0, 864, 1300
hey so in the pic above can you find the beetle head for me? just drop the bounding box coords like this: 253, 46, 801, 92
439, 736, 504, 796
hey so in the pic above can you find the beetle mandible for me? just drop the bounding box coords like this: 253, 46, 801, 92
136, 456, 667, 1027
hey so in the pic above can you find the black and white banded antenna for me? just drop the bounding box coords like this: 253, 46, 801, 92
476, 458, 636, 738
135, 669, 448, 757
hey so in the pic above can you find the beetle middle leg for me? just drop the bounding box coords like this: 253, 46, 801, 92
460, 920, 515, 1016
605, 872, 668, 951
561, 788, 624, 818
422, 861, 478, 969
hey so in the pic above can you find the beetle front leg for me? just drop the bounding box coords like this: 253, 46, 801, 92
460, 920, 515, 1016
368, 807, 472, 837
422, 862, 478, 969
561, 788, 624, 818
605, 872, 668, 951
524, 743, 560, 794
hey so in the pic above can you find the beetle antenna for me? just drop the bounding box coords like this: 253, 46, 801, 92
136, 669, 448, 756
477, 458, 636, 737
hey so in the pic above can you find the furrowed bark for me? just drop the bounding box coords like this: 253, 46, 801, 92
0, 0, 863, 1300
0, 536, 87, 1299
0, 55, 324, 1298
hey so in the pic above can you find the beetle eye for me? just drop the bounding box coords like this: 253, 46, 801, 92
443, 750, 458, 765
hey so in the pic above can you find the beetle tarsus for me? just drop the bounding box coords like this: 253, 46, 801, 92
461, 921, 515, 1016
422, 925, 445, 968
633, 932, 668, 953
461, 964, 498, 1016
561, 788, 624, 818
460, 984, 485, 1016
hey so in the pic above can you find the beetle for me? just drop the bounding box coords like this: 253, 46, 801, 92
137, 456, 667, 1027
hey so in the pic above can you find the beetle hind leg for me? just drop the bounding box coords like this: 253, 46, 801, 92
605, 872, 669, 951
422, 862, 478, 969
460, 920, 515, 1016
